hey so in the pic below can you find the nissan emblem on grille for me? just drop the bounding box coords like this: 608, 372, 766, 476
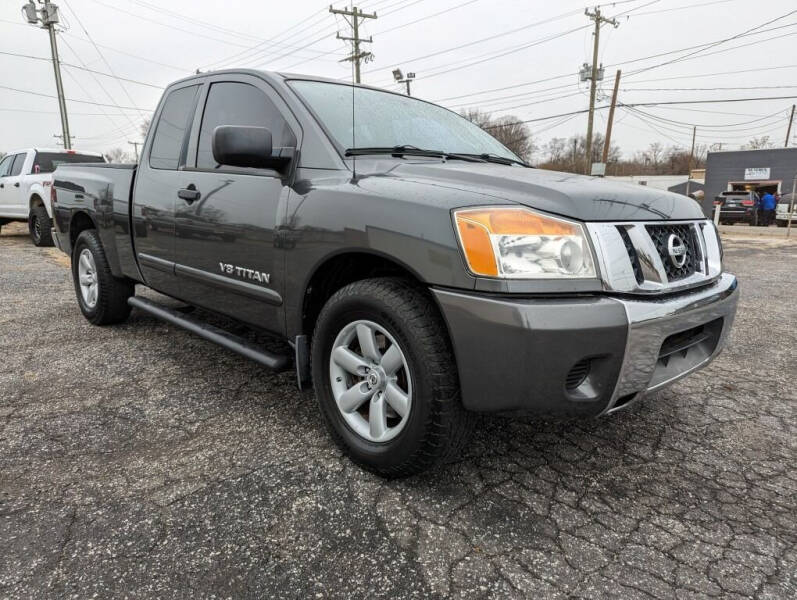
667, 234, 687, 268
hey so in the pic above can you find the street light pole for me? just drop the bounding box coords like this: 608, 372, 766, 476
24, 0, 71, 149
392, 69, 416, 96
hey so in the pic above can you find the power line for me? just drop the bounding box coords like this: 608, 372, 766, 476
482, 96, 797, 130
622, 85, 797, 92
432, 20, 797, 105
365, 7, 586, 77
0, 49, 165, 90
0, 106, 138, 116
60, 32, 191, 73
61, 1, 146, 119
624, 10, 797, 78
58, 32, 140, 133
0, 83, 146, 110
373, 0, 481, 35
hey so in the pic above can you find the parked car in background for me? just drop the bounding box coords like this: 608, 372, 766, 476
776, 193, 797, 227
714, 190, 761, 226
0, 148, 105, 245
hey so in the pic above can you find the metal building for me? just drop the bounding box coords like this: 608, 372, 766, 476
702, 147, 797, 216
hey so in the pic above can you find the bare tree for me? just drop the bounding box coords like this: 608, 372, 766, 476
139, 116, 152, 141
545, 137, 567, 163
743, 136, 773, 150
104, 147, 134, 164
536, 134, 620, 173
460, 109, 535, 161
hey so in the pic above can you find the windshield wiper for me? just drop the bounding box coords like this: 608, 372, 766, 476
461, 153, 531, 167
344, 146, 484, 162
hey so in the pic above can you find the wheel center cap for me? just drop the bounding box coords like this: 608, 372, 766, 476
366, 371, 380, 388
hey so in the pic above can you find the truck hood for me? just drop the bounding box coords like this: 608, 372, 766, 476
363, 159, 704, 222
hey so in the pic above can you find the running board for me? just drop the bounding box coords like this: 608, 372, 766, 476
128, 296, 291, 371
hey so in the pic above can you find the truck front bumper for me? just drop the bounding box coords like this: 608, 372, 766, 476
433, 273, 739, 417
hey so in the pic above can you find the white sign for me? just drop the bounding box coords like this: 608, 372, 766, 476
591, 162, 606, 177
744, 167, 770, 180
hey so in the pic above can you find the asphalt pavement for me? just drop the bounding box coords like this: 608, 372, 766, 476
1, 221, 795, 599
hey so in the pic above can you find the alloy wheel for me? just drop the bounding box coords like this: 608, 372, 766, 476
329, 320, 412, 443
78, 249, 99, 309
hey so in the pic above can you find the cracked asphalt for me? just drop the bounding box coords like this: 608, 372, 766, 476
1, 222, 795, 599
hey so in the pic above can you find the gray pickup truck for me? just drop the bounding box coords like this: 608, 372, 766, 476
52, 70, 739, 477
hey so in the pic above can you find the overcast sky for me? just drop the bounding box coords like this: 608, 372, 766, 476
1, 0, 796, 160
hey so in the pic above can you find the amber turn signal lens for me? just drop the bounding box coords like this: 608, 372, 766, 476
455, 216, 499, 276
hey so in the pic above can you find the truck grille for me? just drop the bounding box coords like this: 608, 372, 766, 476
616, 227, 644, 284
645, 224, 702, 282
585, 219, 722, 294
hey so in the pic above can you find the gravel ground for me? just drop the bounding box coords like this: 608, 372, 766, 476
1, 221, 795, 599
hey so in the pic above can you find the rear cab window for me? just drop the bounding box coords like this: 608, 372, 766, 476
32, 152, 105, 174
149, 85, 201, 170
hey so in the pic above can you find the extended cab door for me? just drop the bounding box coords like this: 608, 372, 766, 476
131, 82, 202, 297
173, 75, 299, 333
0, 153, 29, 217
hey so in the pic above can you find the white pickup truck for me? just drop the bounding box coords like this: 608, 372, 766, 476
0, 148, 105, 245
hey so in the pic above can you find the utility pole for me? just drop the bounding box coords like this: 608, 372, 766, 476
330, 4, 377, 84
602, 69, 621, 170
583, 7, 618, 175
23, 1, 71, 149
128, 141, 141, 162
785, 104, 795, 147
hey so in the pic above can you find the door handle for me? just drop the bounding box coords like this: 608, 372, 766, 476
13, 182, 20, 188
0, 183, 4, 188
178, 185, 201, 203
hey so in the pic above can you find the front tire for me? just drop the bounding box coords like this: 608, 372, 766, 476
71, 230, 134, 325
29, 205, 54, 247
311, 278, 474, 478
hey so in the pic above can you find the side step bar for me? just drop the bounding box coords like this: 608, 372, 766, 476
128, 296, 291, 371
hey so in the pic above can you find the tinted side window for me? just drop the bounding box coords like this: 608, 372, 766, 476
196, 82, 296, 169
149, 85, 200, 170
0, 155, 12, 177
10, 153, 26, 176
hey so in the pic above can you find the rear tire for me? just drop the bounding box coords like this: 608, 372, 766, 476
29, 205, 54, 247
72, 230, 133, 325
311, 277, 474, 478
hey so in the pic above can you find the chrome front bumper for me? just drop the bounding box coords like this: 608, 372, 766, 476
601, 272, 739, 414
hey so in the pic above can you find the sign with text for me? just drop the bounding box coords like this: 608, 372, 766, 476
744, 167, 771, 180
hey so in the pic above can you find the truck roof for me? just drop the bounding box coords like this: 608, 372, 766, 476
165, 68, 392, 95
4, 148, 104, 157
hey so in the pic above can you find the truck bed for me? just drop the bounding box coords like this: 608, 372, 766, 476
52, 163, 140, 280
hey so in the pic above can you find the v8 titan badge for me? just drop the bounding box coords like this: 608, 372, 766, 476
219, 262, 271, 285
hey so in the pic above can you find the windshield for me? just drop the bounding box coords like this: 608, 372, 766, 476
289, 80, 520, 161
33, 152, 105, 174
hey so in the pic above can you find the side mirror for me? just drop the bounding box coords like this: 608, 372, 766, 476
211, 125, 293, 170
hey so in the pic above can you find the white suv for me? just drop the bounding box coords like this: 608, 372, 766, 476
0, 148, 105, 245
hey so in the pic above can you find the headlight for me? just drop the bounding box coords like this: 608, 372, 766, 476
453, 207, 596, 279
